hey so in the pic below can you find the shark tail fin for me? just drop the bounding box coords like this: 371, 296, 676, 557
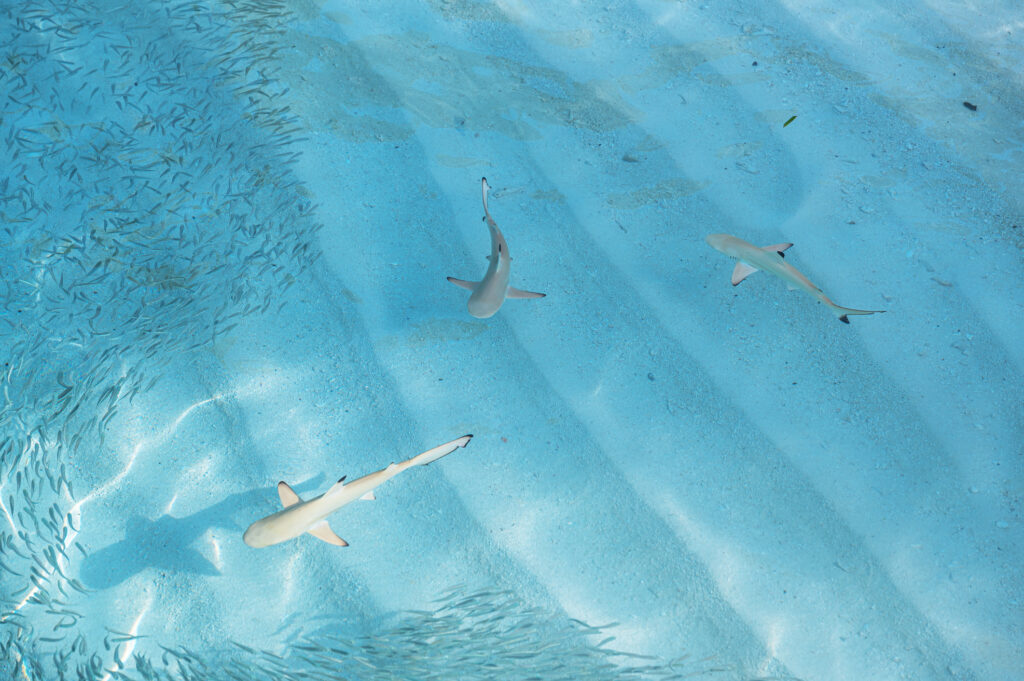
481, 178, 495, 226
830, 304, 885, 324
409, 435, 473, 467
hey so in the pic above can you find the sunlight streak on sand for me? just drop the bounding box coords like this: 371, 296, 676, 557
74, 393, 228, 518
0, 485, 17, 534
282, 550, 302, 608
99, 593, 153, 681
9, 394, 228, 616
209, 533, 223, 572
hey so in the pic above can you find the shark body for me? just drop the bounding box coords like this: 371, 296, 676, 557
243, 435, 472, 548
448, 178, 545, 318
705, 233, 883, 323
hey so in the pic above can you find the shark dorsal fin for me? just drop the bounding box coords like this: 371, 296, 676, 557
308, 520, 348, 547
761, 242, 793, 256
731, 262, 759, 286
277, 481, 301, 508
326, 476, 347, 495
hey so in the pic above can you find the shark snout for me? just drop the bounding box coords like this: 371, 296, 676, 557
705, 233, 730, 250
467, 296, 499, 318
242, 522, 271, 548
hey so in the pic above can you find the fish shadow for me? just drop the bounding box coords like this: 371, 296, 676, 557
80, 474, 324, 590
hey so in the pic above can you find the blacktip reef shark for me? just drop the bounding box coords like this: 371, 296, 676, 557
705, 233, 884, 323
243, 435, 472, 548
447, 177, 545, 318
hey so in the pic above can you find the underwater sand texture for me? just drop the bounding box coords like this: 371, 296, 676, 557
1, 0, 1021, 680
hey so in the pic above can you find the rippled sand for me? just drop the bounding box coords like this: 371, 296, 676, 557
2, 1, 1020, 680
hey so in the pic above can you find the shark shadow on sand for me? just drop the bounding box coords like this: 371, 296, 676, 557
79, 475, 325, 589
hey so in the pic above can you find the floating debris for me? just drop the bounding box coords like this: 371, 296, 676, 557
783, 115, 797, 128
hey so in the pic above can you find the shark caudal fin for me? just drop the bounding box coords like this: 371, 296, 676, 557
481, 177, 495, 226
830, 304, 885, 324
409, 434, 473, 467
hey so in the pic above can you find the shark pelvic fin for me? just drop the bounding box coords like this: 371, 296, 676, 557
731, 262, 759, 286
360, 491, 376, 501
277, 482, 301, 508
447, 277, 478, 291
506, 287, 546, 299
308, 520, 348, 547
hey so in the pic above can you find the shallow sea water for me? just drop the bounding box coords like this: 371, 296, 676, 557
1, 1, 1021, 680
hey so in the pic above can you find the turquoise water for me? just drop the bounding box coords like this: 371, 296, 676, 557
2, 0, 1021, 679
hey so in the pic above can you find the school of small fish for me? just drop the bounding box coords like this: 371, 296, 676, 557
2, 586, 721, 680
0, 0, 324, 676
0, 0, 885, 678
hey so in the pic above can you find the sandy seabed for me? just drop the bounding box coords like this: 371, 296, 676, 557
1, 1, 1020, 680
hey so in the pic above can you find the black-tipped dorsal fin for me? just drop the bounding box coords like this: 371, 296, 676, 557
326, 476, 347, 495
277, 481, 301, 508
761, 242, 793, 257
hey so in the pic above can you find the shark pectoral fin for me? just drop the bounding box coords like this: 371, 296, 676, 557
308, 521, 348, 547
359, 491, 375, 501
731, 262, 759, 286
277, 482, 301, 508
761, 242, 793, 255
506, 287, 546, 299
447, 277, 478, 291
